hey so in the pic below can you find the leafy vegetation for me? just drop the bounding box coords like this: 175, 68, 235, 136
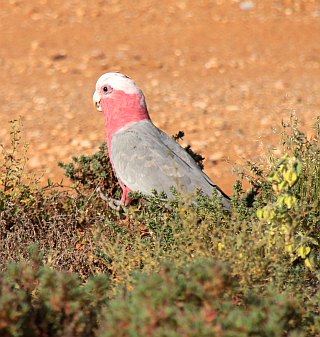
0, 117, 319, 336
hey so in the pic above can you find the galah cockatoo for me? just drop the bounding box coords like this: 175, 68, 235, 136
93, 72, 231, 210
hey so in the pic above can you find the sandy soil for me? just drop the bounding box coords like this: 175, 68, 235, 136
1, 0, 320, 195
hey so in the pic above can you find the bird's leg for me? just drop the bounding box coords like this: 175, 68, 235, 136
119, 183, 133, 206
97, 186, 122, 210
97, 182, 133, 210
108, 198, 122, 210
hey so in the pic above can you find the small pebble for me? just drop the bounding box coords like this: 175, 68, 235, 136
51, 52, 67, 61
239, 1, 255, 11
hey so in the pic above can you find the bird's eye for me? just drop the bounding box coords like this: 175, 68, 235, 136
103, 86, 109, 92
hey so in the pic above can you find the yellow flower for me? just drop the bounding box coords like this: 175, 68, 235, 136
217, 242, 224, 251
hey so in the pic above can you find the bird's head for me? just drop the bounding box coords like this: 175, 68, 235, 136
93, 72, 142, 111
93, 72, 150, 137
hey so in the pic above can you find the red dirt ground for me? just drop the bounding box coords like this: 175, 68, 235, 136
1, 0, 320, 195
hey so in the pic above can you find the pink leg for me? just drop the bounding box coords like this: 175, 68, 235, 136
119, 183, 133, 206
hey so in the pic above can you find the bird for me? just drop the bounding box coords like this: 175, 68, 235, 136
93, 72, 231, 210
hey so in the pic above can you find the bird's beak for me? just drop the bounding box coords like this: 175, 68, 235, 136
93, 91, 102, 112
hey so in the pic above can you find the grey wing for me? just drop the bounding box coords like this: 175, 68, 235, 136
111, 123, 194, 196
158, 129, 215, 184
111, 120, 231, 209
158, 127, 231, 200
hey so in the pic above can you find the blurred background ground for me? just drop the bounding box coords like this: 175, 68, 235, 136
0, 0, 320, 195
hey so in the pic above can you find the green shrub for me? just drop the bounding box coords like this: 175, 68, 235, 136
99, 259, 303, 337
0, 117, 319, 336
58, 143, 121, 198
0, 247, 110, 337
0, 121, 115, 278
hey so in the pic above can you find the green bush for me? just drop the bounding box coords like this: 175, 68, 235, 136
99, 259, 303, 337
0, 117, 319, 336
0, 247, 110, 337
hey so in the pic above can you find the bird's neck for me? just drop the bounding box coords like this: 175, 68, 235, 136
102, 90, 150, 154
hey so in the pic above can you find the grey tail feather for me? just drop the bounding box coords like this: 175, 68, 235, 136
209, 181, 231, 201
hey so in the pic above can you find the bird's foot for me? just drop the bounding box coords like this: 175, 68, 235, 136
107, 198, 122, 210
97, 187, 122, 210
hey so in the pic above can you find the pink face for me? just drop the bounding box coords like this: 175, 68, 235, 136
93, 72, 143, 112
93, 72, 150, 143
96, 83, 113, 113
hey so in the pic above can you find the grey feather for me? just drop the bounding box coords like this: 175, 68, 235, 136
111, 120, 231, 210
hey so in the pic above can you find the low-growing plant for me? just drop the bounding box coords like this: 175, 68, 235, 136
0, 116, 319, 336
0, 246, 110, 337
58, 143, 121, 199
0, 121, 116, 278
99, 259, 303, 337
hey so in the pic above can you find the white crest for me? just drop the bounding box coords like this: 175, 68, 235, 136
96, 72, 142, 95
